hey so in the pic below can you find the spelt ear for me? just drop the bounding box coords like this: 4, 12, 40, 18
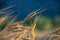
24, 6, 48, 22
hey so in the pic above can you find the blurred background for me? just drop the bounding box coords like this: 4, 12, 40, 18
0, 0, 60, 30
0, 0, 60, 39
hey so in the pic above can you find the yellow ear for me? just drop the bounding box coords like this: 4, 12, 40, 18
0, 17, 6, 24
30, 16, 38, 32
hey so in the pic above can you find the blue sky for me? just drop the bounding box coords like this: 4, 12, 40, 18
0, 0, 60, 21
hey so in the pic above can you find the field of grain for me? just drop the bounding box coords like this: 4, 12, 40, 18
0, 5, 60, 40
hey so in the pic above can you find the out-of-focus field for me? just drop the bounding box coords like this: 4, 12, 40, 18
35, 15, 60, 40
0, 6, 60, 40
0, 15, 60, 40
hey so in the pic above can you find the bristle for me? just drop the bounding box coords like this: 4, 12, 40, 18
0, 5, 15, 12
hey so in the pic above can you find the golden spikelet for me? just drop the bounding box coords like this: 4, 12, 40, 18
24, 7, 47, 22
0, 17, 6, 24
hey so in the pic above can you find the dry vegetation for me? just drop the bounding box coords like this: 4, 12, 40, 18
0, 5, 60, 40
